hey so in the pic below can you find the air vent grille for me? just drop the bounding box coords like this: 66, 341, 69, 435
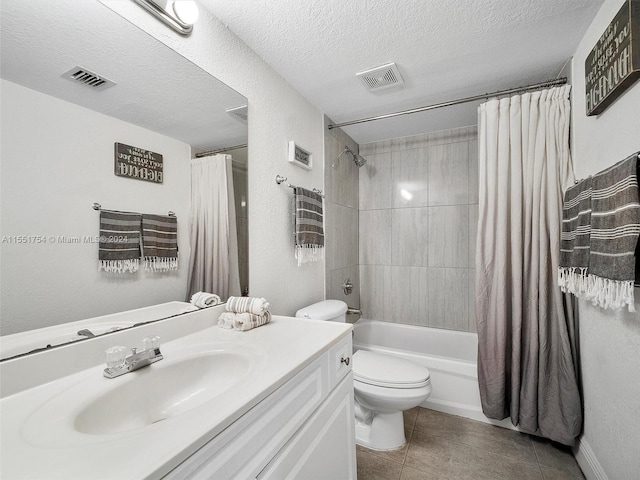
62, 66, 116, 91
356, 62, 404, 92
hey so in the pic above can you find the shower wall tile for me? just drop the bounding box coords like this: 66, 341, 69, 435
469, 139, 479, 204
427, 205, 469, 268
359, 209, 392, 265
359, 152, 393, 210
427, 142, 469, 206
389, 266, 429, 326
358, 125, 478, 333
326, 202, 359, 271
427, 268, 470, 331
392, 148, 429, 208
468, 204, 479, 268
391, 207, 429, 266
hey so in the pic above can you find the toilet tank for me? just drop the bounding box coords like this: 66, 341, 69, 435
295, 300, 348, 322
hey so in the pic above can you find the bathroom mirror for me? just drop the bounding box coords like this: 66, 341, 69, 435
0, 1, 248, 359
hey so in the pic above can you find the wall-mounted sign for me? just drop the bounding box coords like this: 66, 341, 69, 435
585, 0, 640, 116
288, 141, 312, 170
114, 142, 163, 183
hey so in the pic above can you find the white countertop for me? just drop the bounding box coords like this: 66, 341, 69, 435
0, 313, 351, 479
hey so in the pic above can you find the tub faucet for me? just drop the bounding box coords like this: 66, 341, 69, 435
77, 329, 95, 338
103, 336, 163, 379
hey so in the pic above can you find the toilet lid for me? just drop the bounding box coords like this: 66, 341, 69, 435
352, 350, 431, 389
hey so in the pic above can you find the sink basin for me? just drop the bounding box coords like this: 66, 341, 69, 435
74, 351, 252, 435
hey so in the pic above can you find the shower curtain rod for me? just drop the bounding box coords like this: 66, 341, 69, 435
195, 143, 248, 158
327, 77, 568, 130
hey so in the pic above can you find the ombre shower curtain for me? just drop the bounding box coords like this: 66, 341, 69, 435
475, 86, 582, 445
186, 154, 241, 301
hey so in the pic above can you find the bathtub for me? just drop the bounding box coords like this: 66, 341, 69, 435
353, 319, 512, 428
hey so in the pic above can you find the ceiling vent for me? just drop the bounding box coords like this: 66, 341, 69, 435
62, 66, 116, 91
356, 62, 404, 92
226, 104, 248, 123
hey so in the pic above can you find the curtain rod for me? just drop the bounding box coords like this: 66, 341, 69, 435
327, 77, 568, 130
195, 143, 248, 158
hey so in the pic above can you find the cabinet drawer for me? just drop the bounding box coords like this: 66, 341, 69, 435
164, 356, 328, 480
328, 334, 352, 390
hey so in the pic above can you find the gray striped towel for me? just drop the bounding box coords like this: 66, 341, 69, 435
98, 211, 141, 273
588, 152, 640, 311
559, 177, 592, 296
218, 311, 272, 331
226, 296, 270, 315
141, 214, 178, 272
294, 187, 324, 266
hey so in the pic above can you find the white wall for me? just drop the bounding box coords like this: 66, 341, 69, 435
570, 1, 640, 478
0, 80, 191, 334
101, 1, 326, 316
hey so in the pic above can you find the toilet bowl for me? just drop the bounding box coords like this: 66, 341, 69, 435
295, 300, 432, 451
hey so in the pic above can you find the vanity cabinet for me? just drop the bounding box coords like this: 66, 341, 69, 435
165, 335, 356, 480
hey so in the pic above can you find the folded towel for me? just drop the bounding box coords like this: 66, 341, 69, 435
141, 213, 178, 272
294, 187, 324, 266
217, 311, 236, 329
559, 177, 592, 296
226, 296, 270, 315
588, 152, 640, 312
98, 210, 142, 273
190, 291, 222, 308
217, 311, 272, 331
233, 311, 272, 331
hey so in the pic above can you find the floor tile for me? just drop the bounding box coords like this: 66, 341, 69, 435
540, 465, 587, 480
414, 408, 538, 465
531, 437, 585, 478
400, 465, 448, 480
404, 407, 420, 437
358, 444, 408, 465
404, 429, 543, 480
357, 448, 403, 480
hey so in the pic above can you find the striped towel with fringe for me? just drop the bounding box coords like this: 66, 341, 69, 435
98, 211, 141, 273
588, 152, 640, 312
294, 186, 324, 266
141, 214, 178, 272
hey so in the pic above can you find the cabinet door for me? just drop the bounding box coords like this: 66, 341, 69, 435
258, 373, 356, 480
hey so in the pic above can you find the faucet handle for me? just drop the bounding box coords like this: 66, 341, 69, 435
143, 335, 160, 351
105, 346, 127, 368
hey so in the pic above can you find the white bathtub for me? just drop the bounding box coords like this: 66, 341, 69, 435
353, 319, 512, 427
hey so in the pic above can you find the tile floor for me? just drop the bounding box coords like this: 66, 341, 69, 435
356, 408, 586, 480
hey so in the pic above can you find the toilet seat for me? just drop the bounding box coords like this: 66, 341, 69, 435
353, 350, 431, 389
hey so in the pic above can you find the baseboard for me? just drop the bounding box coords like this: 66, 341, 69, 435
574, 437, 608, 480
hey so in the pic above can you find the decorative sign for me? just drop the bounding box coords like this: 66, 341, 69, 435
288, 141, 312, 170
114, 142, 163, 183
585, 0, 640, 116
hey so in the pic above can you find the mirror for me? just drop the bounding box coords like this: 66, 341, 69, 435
0, 1, 248, 359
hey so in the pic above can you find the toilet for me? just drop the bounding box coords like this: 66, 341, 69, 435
295, 300, 432, 451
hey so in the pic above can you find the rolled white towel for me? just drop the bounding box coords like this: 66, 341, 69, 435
233, 311, 271, 331
226, 296, 270, 315
190, 291, 222, 308
217, 312, 235, 329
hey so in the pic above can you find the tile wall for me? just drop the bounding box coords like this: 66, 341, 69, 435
323, 116, 361, 315
358, 126, 478, 332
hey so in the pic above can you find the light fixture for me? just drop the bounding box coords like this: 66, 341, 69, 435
132, 0, 199, 36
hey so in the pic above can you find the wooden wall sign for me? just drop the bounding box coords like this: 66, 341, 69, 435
114, 142, 163, 183
585, 0, 640, 116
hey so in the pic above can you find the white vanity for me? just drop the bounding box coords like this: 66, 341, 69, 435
0, 305, 356, 479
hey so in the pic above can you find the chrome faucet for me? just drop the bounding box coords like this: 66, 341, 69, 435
103, 336, 163, 379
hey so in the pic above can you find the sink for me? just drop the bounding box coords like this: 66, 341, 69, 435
74, 351, 252, 435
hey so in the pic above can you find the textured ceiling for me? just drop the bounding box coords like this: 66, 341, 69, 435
200, 0, 603, 144
1, 0, 247, 151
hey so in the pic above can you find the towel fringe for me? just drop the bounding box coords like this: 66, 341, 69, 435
586, 275, 636, 313
98, 258, 139, 273
295, 244, 324, 267
144, 256, 178, 272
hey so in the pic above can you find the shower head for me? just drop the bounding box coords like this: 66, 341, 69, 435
333, 147, 367, 168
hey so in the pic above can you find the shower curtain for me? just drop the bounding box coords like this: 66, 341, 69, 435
475, 85, 582, 445
186, 154, 241, 301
